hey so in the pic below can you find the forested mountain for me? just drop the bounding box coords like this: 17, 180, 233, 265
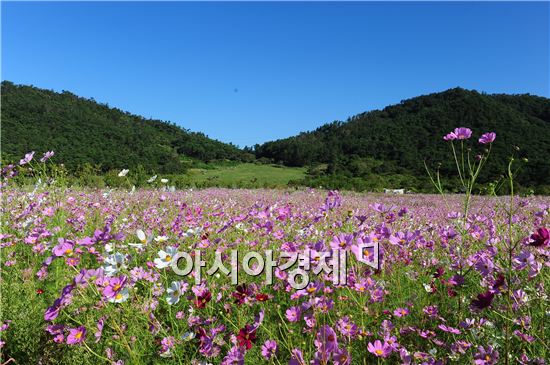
3, 82, 549, 192
255, 88, 550, 192
1, 81, 252, 173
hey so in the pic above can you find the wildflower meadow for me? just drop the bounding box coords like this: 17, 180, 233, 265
1, 129, 548, 364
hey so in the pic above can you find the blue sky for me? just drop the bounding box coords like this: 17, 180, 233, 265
2, 2, 549, 147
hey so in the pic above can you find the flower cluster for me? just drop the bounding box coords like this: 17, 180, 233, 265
1, 149, 548, 364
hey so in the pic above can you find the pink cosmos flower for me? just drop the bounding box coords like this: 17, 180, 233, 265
443, 127, 472, 141
285, 306, 301, 322
19, 151, 35, 165
314, 325, 338, 354
393, 307, 409, 317
40, 151, 55, 162
261, 339, 277, 360
443, 132, 457, 141
454, 127, 472, 140
333, 347, 351, 365
367, 340, 391, 358
52, 239, 74, 257
66, 326, 86, 345
479, 132, 496, 144
103, 276, 127, 299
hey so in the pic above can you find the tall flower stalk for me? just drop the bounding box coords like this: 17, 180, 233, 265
426, 128, 496, 315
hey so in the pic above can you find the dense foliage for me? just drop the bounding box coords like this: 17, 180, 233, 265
256, 88, 550, 193
1, 81, 253, 173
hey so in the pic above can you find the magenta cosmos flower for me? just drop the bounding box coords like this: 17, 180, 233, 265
443, 127, 472, 141
479, 132, 496, 144
367, 340, 391, 358
529, 227, 549, 247
470, 290, 495, 311
103, 276, 127, 299
66, 326, 86, 345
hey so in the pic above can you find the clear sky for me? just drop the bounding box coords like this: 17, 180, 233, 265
2, 1, 549, 147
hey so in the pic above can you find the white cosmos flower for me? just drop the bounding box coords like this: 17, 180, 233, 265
154, 246, 178, 269
137, 229, 148, 243
181, 332, 196, 341
104, 252, 127, 276
166, 281, 188, 305
184, 227, 203, 238
118, 169, 129, 177
154, 235, 169, 243
108, 287, 129, 303
147, 175, 157, 183
129, 229, 152, 249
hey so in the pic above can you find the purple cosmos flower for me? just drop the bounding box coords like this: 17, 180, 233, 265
438, 324, 461, 334
289, 348, 305, 365
314, 325, 338, 354
160, 336, 176, 353
473, 345, 499, 364
66, 326, 86, 345
443, 132, 457, 141
52, 239, 74, 257
221, 346, 245, 365
479, 132, 496, 144
44, 298, 62, 321
529, 227, 549, 247
285, 306, 301, 322
103, 276, 127, 299
94, 317, 105, 343
471, 290, 495, 311
337, 316, 358, 338
333, 347, 351, 365
367, 340, 391, 358
443, 127, 472, 141
393, 307, 409, 317
451, 340, 472, 355
40, 151, 55, 162
261, 340, 277, 360
514, 330, 535, 343
19, 151, 35, 165
454, 127, 472, 140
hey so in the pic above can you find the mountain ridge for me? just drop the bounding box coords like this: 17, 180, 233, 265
254, 87, 550, 191
2, 81, 549, 192
1, 81, 253, 173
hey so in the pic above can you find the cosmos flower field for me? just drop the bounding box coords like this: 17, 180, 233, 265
1, 131, 549, 364
1, 187, 548, 364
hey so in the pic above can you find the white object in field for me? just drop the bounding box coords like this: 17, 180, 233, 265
384, 188, 405, 195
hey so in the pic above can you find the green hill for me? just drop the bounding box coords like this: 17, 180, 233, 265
255, 88, 550, 192
1, 81, 252, 173
3, 82, 549, 192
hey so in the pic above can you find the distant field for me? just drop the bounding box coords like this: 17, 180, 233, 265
185, 163, 306, 188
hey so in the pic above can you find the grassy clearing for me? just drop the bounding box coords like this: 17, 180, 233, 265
184, 163, 306, 188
